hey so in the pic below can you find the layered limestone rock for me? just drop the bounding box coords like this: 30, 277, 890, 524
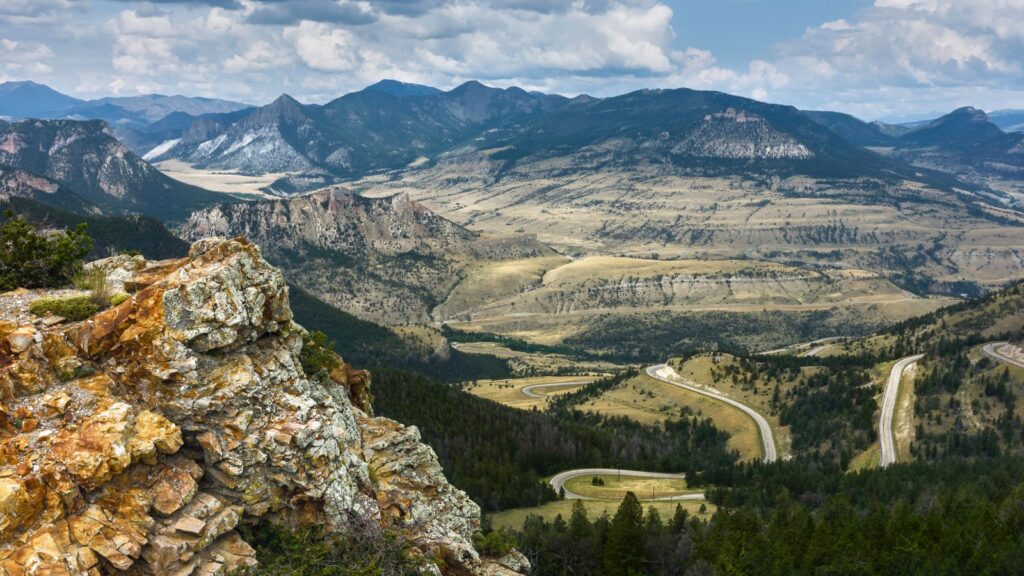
0, 237, 525, 575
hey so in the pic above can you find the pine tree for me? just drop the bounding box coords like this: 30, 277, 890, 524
670, 504, 690, 534
603, 492, 645, 575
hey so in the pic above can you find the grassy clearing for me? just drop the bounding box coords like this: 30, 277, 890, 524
562, 474, 692, 501
434, 255, 570, 319
488, 499, 714, 531
848, 443, 881, 472
155, 160, 283, 198
578, 373, 763, 460
465, 376, 595, 410
895, 363, 918, 462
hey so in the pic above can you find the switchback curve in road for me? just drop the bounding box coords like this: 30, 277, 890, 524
548, 468, 703, 501
981, 342, 1024, 370
646, 364, 778, 463
879, 354, 924, 468
520, 380, 593, 399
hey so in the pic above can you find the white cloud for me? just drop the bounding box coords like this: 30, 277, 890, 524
0, 39, 55, 76
283, 21, 361, 72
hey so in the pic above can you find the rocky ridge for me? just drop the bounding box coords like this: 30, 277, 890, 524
0, 237, 525, 575
0, 120, 222, 221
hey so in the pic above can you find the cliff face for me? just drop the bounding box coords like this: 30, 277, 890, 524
0, 237, 525, 575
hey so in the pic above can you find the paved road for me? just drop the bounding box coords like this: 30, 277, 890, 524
803, 344, 831, 357
761, 337, 844, 356
548, 468, 703, 501
879, 354, 924, 468
646, 364, 778, 463
981, 342, 1024, 369
520, 380, 593, 399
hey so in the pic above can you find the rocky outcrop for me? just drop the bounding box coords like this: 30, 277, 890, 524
0, 237, 525, 575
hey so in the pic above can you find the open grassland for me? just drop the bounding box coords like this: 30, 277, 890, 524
448, 295, 953, 360
433, 255, 570, 320
155, 160, 284, 198
488, 499, 713, 531
438, 253, 945, 325
577, 373, 764, 461
563, 474, 693, 501
464, 376, 596, 410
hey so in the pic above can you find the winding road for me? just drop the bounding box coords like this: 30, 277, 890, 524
803, 344, 832, 357
879, 354, 924, 468
761, 337, 843, 356
646, 364, 778, 463
548, 468, 704, 501
520, 380, 592, 399
981, 342, 1024, 369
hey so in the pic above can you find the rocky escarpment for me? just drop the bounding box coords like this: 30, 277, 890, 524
0, 237, 525, 575
180, 188, 553, 324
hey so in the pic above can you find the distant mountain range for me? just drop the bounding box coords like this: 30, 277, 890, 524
989, 110, 1024, 133
132, 79, 978, 196
804, 106, 1024, 181
4, 79, 1021, 193
0, 80, 251, 156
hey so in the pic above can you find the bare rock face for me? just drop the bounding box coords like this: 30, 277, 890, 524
0, 237, 524, 575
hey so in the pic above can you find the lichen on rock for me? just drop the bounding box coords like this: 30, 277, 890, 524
0, 237, 525, 575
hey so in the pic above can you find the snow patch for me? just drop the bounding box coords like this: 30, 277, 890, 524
195, 134, 228, 157
142, 138, 181, 161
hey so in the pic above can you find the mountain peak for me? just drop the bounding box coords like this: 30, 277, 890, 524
0, 81, 84, 118
449, 80, 491, 94
269, 93, 301, 107
364, 79, 441, 98
897, 103, 1017, 156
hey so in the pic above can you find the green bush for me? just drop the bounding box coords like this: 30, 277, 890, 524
29, 296, 99, 321
300, 330, 342, 377
0, 211, 92, 291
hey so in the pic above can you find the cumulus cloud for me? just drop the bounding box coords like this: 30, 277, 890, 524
247, 1, 376, 25
283, 21, 361, 71
0, 39, 55, 76
0, 0, 75, 24
105, 0, 243, 8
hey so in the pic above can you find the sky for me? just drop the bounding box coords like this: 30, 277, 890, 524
1, 0, 1022, 120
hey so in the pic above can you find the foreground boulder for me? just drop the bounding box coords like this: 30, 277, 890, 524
0, 237, 525, 575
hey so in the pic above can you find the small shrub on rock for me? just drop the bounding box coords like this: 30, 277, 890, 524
300, 330, 342, 377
